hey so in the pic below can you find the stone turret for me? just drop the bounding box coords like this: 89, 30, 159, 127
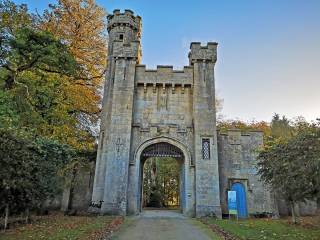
189, 42, 221, 217
189, 42, 218, 64
107, 9, 142, 62
92, 10, 142, 215
107, 9, 141, 40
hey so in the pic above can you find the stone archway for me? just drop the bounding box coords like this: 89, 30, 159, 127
127, 137, 195, 216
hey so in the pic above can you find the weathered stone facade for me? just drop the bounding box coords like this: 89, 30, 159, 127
91, 9, 272, 217
218, 130, 273, 216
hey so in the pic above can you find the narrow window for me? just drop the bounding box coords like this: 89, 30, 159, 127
202, 138, 210, 159
100, 131, 104, 150
119, 34, 124, 40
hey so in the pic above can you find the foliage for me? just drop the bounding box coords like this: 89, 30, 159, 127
39, 0, 108, 133
40, 0, 107, 84
270, 113, 293, 140
1, 27, 78, 89
0, 90, 19, 128
0, 0, 105, 219
143, 157, 180, 208
217, 119, 271, 138
0, 214, 120, 240
0, 0, 32, 67
257, 120, 320, 223
0, 129, 75, 214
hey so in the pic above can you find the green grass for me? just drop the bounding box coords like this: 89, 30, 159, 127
0, 214, 118, 240
189, 219, 222, 240
205, 218, 320, 240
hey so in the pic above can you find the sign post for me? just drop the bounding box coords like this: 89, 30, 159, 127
228, 190, 238, 220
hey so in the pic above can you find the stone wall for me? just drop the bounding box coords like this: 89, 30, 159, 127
217, 130, 273, 216
135, 65, 193, 86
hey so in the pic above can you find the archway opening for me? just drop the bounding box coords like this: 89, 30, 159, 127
140, 142, 185, 212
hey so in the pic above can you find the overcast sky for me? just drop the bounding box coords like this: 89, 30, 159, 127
15, 0, 320, 122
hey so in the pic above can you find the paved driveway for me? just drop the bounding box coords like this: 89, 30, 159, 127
111, 210, 220, 240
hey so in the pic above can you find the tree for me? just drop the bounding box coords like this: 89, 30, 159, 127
217, 119, 271, 138
143, 157, 180, 208
40, 0, 107, 84
0, 1, 99, 219
36, 1, 108, 210
0, 0, 32, 67
1, 27, 78, 90
0, 129, 74, 229
257, 120, 320, 223
39, 0, 107, 129
270, 113, 293, 140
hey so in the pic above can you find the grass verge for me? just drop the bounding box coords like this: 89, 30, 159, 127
202, 217, 320, 240
0, 213, 123, 240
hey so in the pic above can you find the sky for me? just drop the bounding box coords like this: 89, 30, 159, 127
14, 0, 320, 122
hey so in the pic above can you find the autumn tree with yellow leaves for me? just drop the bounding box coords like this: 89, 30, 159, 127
38, 0, 108, 211
39, 0, 107, 148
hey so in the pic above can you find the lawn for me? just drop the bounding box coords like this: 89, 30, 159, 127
203, 217, 320, 240
0, 213, 122, 240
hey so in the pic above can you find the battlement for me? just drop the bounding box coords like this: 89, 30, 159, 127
189, 42, 218, 64
107, 9, 141, 31
218, 129, 263, 136
218, 129, 263, 146
135, 65, 193, 86
190, 42, 218, 50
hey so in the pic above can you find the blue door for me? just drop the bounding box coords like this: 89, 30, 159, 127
231, 183, 248, 218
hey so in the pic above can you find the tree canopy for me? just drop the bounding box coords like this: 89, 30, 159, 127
257, 118, 320, 223
0, 0, 107, 223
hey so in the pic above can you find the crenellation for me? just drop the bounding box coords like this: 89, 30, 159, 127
113, 9, 120, 15
124, 9, 134, 15
207, 42, 218, 49
107, 10, 141, 32
218, 129, 263, 139
135, 64, 193, 86
189, 42, 218, 64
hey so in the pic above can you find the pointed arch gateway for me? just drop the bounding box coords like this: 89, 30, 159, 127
127, 137, 195, 216
141, 142, 183, 210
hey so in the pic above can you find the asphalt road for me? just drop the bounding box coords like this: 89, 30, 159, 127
111, 210, 220, 240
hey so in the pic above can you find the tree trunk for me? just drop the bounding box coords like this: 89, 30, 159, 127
25, 208, 30, 224
4, 204, 9, 231
317, 197, 320, 216
67, 168, 77, 211
291, 202, 300, 224
272, 191, 280, 219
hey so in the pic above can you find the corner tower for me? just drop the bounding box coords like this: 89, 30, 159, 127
189, 42, 222, 217
92, 9, 141, 215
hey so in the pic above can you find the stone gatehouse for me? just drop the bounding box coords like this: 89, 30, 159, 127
91, 9, 272, 217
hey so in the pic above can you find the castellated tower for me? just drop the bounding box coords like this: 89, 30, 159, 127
92, 9, 142, 215
92, 9, 222, 217
188, 42, 221, 217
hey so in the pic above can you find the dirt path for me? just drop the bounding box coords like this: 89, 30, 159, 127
110, 210, 220, 240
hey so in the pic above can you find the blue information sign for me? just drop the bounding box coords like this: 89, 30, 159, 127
228, 191, 237, 215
